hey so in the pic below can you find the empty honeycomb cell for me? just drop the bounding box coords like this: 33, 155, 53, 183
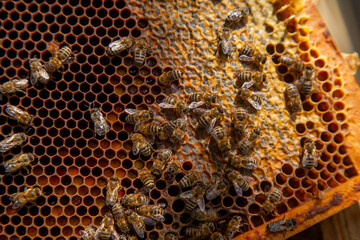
311, 92, 322, 103
328, 122, 340, 133
277, 64, 288, 75
343, 156, 353, 166
322, 112, 334, 123
344, 167, 358, 178
295, 123, 306, 135
283, 186, 294, 198
327, 178, 339, 188
321, 81, 333, 92
326, 143, 337, 154
332, 89, 345, 100
301, 177, 314, 189
281, 163, 293, 175
308, 169, 319, 180
335, 173, 347, 183
288, 178, 300, 189
320, 131, 331, 142
341, 123, 350, 133
320, 169, 331, 180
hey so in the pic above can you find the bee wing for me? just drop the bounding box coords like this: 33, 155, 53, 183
180, 190, 195, 199
134, 122, 144, 132
3, 159, 21, 173
106, 189, 119, 206
233, 181, 243, 197
242, 80, 255, 89
139, 216, 157, 225
188, 101, 206, 109
301, 151, 309, 167
159, 102, 176, 109
206, 118, 218, 133
248, 99, 261, 110
5, 105, 20, 119
130, 221, 145, 238
12, 198, 26, 209
206, 184, 221, 200
239, 55, 254, 62
39, 68, 50, 80
197, 197, 206, 212
125, 108, 138, 115
132, 142, 140, 155
253, 92, 266, 98
193, 108, 210, 114
210, 128, 220, 141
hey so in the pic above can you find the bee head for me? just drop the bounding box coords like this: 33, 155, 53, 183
291, 218, 297, 226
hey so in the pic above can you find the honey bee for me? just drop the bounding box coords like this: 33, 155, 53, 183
206, 177, 229, 200
180, 183, 206, 211
125, 107, 155, 127
136, 203, 166, 222
232, 107, 249, 135
157, 116, 187, 143
29, 57, 50, 85
164, 160, 181, 180
159, 95, 187, 115
0, 79, 29, 97
227, 155, 257, 171
194, 107, 224, 133
216, 27, 232, 58
80, 226, 96, 240
106, 177, 121, 207
112, 203, 130, 234
279, 54, 305, 73
10, 186, 41, 209
0, 133, 27, 153
285, 83, 302, 117
94, 213, 118, 240
261, 188, 282, 215
179, 171, 200, 188
158, 69, 184, 86
211, 232, 226, 240
211, 126, 231, 154
224, 7, 250, 28
165, 232, 178, 240
236, 88, 263, 110
191, 208, 219, 222
125, 209, 156, 238
185, 222, 214, 238
90, 105, 110, 137
139, 169, 155, 190
239, 44, 267, 65
106, 37, 134, 56
299, 65, 314, 95
188, 92, 218, 109
302, 139, 317, 169
235, 70, 267, 89
45, 44, 75, 73
135, 122, 162, 140
133, 38, 148, 66
225, 216, 245, 239
131, 133, 153, 157
121, 193, 150, 207
225, 169, 249, 197
236, 127, 261, 156
152, 148, 172, 176
2, 153, 35, 174
5, 105, 34, 125
267, 217, 297, 233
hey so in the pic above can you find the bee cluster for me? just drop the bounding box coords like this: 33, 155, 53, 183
0, 0, 356, 239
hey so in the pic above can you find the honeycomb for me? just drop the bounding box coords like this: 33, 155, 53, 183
1, 0, 360, 239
